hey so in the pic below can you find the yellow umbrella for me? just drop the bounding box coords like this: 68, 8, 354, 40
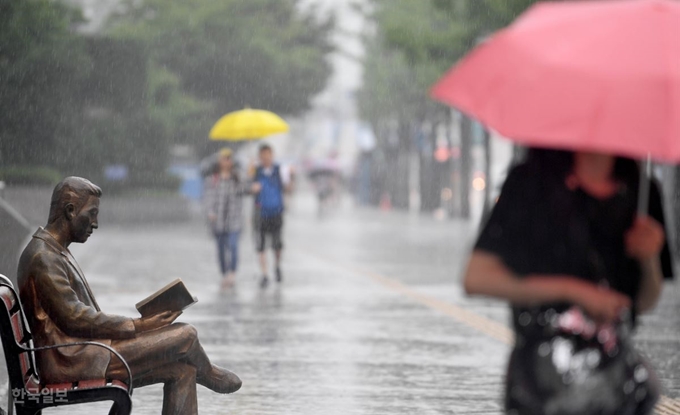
209, 108, 289, 141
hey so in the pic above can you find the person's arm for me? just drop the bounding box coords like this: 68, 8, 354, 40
464, 163, 626, 323
235, 178, 252, 196
280, 165, 294, 194
625, 215, 665, 313
248, 179, 261, 195
33, 252, 137, 339
636, 257, 663, 313
33, 252, 179, 339
249, 166, 262, 195
132, 311, 182, 333
464, 250, 631, 323
203, 177, 217, 223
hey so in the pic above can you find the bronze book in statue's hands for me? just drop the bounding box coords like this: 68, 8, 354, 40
135, 278, 198, 317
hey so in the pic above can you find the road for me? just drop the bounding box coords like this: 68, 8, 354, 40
45, 192, 679, 414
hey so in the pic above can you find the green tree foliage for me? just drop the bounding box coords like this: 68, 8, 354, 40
1, 0, 334, 187
359, 0, 540, 126
110, 0, 334, 148
358, 0, 464, 124
0, 0, 90, 167
63, 37, 171, 184
433, 0, 539, 44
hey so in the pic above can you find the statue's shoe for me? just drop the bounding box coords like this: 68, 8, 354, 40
198, 365, 242, 394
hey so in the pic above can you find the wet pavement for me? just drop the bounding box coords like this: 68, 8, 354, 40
42, 193, 678, 414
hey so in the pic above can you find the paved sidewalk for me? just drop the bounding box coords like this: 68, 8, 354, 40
32, 194, 679, 414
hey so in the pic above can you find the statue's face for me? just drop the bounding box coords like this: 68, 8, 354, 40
69, 195, 99, 243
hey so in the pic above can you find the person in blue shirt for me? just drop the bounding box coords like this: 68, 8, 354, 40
251, 144, 293, 287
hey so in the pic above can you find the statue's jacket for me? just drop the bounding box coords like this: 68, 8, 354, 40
17, 228, 136, 383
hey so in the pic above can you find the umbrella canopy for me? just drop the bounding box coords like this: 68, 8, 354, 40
431, 0, 680, 163
209, 108, 289, 141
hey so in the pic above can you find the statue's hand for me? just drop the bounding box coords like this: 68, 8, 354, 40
134, 310, 183, 333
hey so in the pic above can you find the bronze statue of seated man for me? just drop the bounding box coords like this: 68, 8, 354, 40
17, 177, 241, 415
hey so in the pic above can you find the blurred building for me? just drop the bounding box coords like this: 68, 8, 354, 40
296, 0, 368, 171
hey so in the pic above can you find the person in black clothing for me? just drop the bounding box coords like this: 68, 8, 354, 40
464, 148, 673, 414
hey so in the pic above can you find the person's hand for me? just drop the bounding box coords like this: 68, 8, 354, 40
251, 182, 262, 194
134, 310, 182, 333
247, 161, 257, 178
208, 213, 217, 223
625, 215, 665, 261
570, 282, 631, 323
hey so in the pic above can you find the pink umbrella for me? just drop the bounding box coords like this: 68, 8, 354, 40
431, 0, 680, 163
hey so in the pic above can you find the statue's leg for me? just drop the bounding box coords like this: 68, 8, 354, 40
107, 322, 240, 394
133, 362, 198, 415
107, 323, 209, 376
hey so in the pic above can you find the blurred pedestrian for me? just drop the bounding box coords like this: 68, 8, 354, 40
251, 144, 293, 287
308, 157, 341, 218
463, 149, 673, 415
312, 171, 339, 218
204, 148, 251, 289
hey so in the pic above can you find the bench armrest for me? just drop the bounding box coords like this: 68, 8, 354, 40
20, 342, 134, 396
0, 280, 134, 395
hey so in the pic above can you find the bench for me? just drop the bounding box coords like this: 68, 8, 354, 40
0, 274, 133, 415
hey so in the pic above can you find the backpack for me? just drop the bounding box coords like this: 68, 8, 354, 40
255, 165, 284, 218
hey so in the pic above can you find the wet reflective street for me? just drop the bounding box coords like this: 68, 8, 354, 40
4, 1, 680, 414
51, 194, 679, 414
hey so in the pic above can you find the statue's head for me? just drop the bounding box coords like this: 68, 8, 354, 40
48, 177, 102, 243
